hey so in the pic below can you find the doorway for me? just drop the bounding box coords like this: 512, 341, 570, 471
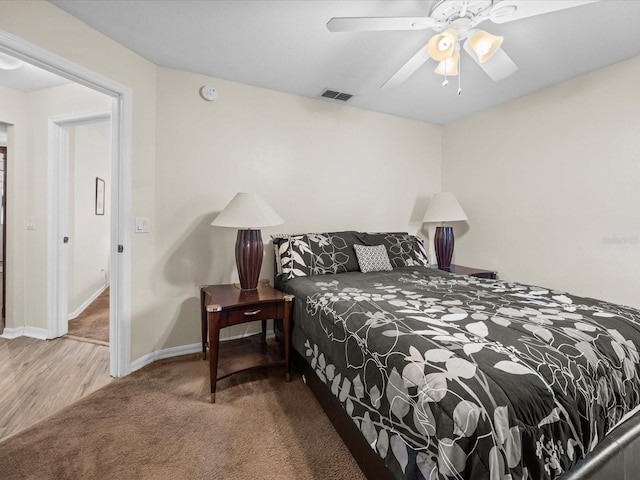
0, 30, 132, 377
64, 117, 112, 346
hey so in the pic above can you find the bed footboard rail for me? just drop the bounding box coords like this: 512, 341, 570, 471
562, 414, 640, 479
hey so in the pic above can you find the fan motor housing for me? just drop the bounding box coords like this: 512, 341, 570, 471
429, 0, 493, 25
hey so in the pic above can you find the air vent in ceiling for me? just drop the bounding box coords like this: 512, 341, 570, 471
319, 89, 354, 102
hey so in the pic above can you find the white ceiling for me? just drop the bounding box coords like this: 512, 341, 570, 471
33, 0, 640, 124
0, 56, 69, 92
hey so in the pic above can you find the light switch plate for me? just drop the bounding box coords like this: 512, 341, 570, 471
135, 217, 150, 233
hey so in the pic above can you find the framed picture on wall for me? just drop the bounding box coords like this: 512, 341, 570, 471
95, 177, 105, 215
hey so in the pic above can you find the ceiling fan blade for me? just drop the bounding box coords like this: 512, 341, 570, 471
490, 0, 599, 24
463, 41, 518, 81
381, 46, 431, 89
326, 17, 439, 32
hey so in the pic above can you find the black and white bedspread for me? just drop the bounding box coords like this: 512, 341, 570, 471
279, 266, 640, 480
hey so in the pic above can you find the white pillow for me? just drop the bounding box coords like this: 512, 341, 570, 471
353, 244, 393, 273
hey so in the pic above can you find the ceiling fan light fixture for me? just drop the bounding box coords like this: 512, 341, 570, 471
434, 50, 459, 76
0, 51, 23, 70
427, 28, 458, 61
469, 30, 503, 63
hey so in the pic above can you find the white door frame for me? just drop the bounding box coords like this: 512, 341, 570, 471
0, 29, 133, 377
48, 108, 111, 338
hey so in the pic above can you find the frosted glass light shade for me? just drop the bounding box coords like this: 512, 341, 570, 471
469, 30, 503, 63
211, 192, 284, 229
434, 51, 459, 76
0, 51, 23, 70
427, 29, 458, 61
422, 192, 468, 223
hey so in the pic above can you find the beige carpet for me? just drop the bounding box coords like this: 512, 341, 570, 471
0, 354, 366, 480
67, 288, 109, 345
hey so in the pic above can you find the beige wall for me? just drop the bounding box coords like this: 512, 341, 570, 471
154, 67, 442, 349
443, 55, 640, 309
68, 122, 111, 315
0, 85, 28, 330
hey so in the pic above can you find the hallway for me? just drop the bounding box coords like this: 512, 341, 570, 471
0, 336, 111, 442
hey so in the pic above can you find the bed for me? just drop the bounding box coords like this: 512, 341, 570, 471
272, 231, 640, 480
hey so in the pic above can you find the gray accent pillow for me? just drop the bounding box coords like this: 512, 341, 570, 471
353, 244, 393, 273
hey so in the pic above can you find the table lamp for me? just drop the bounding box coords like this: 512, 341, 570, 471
422, 192, 468, 271
211, 192, 284, 290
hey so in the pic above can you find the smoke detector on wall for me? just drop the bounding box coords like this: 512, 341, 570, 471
199, 85, 218, 101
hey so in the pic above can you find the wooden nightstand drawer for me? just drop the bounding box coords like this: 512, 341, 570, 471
226, 302, 279, 326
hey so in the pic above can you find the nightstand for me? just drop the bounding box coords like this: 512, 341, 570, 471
200, 282, 294, 403
448, 264, 497, 279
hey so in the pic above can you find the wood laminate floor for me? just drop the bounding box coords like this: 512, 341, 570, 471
0, 336, 112, 442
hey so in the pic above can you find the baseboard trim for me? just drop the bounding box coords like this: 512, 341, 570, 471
68, 282, 110, 321
0, 326, 48, 340
129, 331, 276, 373
130, 343, 202, 373
1, 327, 276, 375
0, 327, 23, 339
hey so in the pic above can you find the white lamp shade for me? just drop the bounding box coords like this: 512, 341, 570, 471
422, 192, 468, 223
434, 50, 459, 76
469, 30, 503, 63
211, 192, 284, 229
0, 51, 23, 70
427, 29, 458, 62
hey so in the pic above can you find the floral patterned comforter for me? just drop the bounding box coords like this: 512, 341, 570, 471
280, 267, 640, 480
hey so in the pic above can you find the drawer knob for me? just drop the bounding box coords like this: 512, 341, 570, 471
244, 309, 261, 316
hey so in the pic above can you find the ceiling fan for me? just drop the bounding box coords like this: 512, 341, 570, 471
327, 0, 598, 91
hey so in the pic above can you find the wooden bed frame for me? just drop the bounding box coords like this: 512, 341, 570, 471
297, 352, 394, 480
295, 347, 640, 480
